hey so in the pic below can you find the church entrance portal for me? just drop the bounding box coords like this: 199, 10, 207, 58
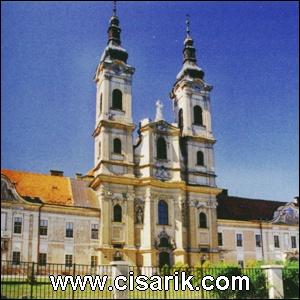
159, 252, 170, 268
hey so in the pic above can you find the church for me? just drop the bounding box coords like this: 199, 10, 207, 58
1, 5, 298, 269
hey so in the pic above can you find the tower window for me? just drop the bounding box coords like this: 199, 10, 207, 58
158, 200, 168, 225
178, 109, 183, 130
112, 89, 122, 110
113, 138, 122, 154
199, 212, 207, 228
194, 105, 203, 125
113, 204, 122, 222
157, 137, 167, 160
99, 93, 102, 115
197, 151, 204, 166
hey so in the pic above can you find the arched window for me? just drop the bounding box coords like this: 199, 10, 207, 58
113, 138, 122, 154
199, 212, 207, 228
113, 204, 122, 222
197, 151, 204, 166
178, 109, 183, 130
99, 93, 102, 115
112, 89, 122, 110
158, 200, 168, 225
157, 137, 167, 159
194, 106, 203, 125
159, 237, 169, 247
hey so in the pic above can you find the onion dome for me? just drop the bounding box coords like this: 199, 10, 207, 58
176, 15, 204, 81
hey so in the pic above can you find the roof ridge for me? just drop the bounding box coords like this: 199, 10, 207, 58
1, 168, 70, 179
226, 195, 287, 204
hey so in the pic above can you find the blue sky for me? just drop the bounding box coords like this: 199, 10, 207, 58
1, 1, 299, 201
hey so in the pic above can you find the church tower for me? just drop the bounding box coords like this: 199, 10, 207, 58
91, 3, 137, 265
170, 16, 219, 265
93, 3, 135, 178
170, 16, 216, 187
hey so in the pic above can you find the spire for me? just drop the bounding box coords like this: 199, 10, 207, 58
101, 1, 128, 64
176, 15, 204, 81
183, 14, 197, 65
108, 1, 121, 46
186, 14, 191, 37
113, 0, 117, 16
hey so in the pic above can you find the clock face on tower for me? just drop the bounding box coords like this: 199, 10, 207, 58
112, 64, 122, 75
193, 83, 203, 92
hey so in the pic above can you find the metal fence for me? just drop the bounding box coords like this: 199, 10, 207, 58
1, 260, 298, 299
1, 261, 113, 299
129, 265, 268, 299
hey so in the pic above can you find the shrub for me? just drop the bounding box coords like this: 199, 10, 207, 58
190, 262, 268, 299
283, 261, 299, 299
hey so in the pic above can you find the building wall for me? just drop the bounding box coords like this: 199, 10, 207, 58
217, 220, 299, 265
1, 196, 299, 267
1, 205, 100, 265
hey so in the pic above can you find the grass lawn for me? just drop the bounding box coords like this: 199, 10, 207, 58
1, 277, 215, 299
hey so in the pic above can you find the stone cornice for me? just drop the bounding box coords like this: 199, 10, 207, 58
217, 219, 299, 228
1, 200, 100, 216
93, 120, 135, 137
90, 174, 222, 196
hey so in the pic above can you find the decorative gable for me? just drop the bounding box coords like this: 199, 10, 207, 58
1, 175, 22, 202
272, 203, 299, 225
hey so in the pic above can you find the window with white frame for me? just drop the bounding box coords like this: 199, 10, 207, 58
91, 224, 99, 239
39, 220, 48, 236
255, 234, 262, 247
66, 222, 73, 238
236, 233, 243, 247
291, 236, 297, 248
274, 235, 280, 248
91, 255, 98, 267
65, 254, 73, 267
12, 251, 21, 265
218, 232, 223, 246
13, 217, 22, 234
38, 253, 47, 266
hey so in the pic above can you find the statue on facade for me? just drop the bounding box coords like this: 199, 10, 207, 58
155, 99, 164, 122
136, 207, 143, 224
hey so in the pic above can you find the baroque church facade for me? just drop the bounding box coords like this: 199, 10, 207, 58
91, 8, 220, 267
1, 7, 299, 268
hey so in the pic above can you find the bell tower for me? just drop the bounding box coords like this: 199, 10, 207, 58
93, 2, 135, 177
170, 15, 216, 186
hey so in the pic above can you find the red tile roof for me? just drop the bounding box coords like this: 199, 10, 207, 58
217, 191, 287, 221
1, 169, 98, 209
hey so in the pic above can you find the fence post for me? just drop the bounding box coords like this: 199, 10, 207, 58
30, 262, 35, 299
110, 261, 129, 299
72, 263, 76, 300
261, 265, 284, 299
